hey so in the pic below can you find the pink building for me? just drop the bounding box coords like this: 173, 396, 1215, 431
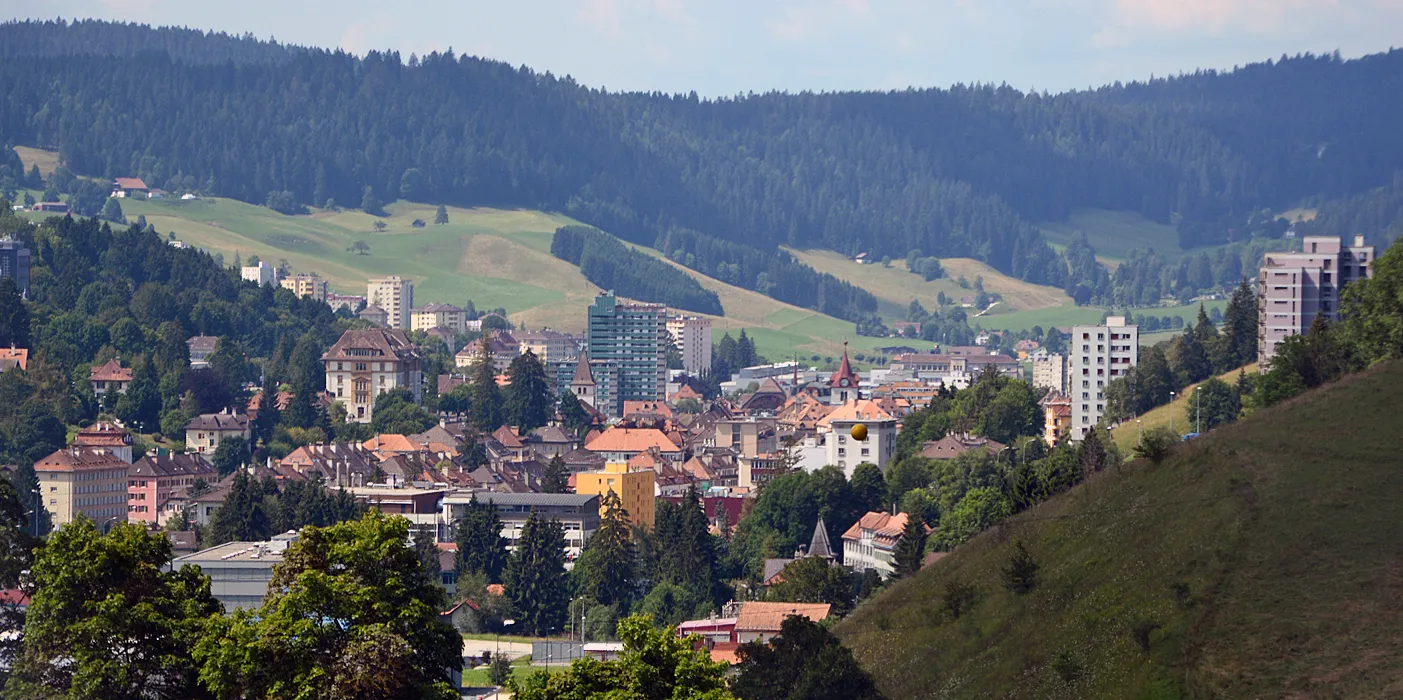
127, 453, 217, 525
1258, 235, 1375, 366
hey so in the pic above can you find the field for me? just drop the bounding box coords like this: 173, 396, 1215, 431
1041, 208, 1181, 267
1109, 363, 1257, 453
837, 361, 1403, 698
784, 247, 1070, 320
977, 299, 1226, 334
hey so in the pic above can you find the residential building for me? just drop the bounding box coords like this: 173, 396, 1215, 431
841, 511, 912, 579
734, 602, 832, 644
919, 434, 1007, 460
575, 461, 657, 530
30, 202, 68, 213
346, 486, 446, 515
1258, 235, 1375, 366
279, 273, 328, 301
761, 519, 836, 585
358, 304, 389, 327
326, 293, 365, 313
1033, 353, 1067, 394
322, 329, 424, 423
456, 331, 519, 372
184, 412, 252, 454
110, 177, 149, 198
366, 275, 414, 330
73, 421, 134, 464
1069, 316, 1139, 441
712, 418, 777, 459
411, 303, 467, 333
127, 453, 217, 524
186, 335, 219, 368
666, 316, 713, 375
0, 346, 28, 372
240, 261, 280, 287
518, 329, 578, 364
587, 292, 667, 417
0, 238, 31, 298
171, 532, 299, 609
584, 428, 682, 464
34, 447, 131, 527
818, 400, 897, 476
1041, 392, 1072, 446
89, 359, 133, 396
441, 492, 600, 562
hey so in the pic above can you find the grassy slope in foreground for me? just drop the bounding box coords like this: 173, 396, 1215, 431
836, 361, 1403, 699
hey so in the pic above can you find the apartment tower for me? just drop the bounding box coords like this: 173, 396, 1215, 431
366, 276, 414, 330
1068, 316, 1138, 441
1257, 235, 1375, 367
666, 316, 713, 375
587, 292, 667, 417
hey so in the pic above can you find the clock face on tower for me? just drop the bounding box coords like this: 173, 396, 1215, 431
840, 379, 849, 387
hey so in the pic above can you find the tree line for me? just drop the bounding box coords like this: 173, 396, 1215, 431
550, 224, 723, 315
6, 22, 1402, 321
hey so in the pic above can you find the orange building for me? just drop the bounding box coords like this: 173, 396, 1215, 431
575, 461, 655, 531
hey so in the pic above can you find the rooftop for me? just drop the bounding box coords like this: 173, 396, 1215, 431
735, 602, 832, 631
585, 427, 681, 453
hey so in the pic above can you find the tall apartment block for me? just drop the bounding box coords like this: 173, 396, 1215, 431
0, 238, 31, 299
1257, 235, 1375, 367
366, 276, 414, 330
666, 315, 713, 375
587, 291, 667, 417
1069, 317, 1138, 442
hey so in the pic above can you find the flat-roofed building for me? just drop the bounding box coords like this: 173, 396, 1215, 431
441, 492, 600, 563
35, 447, 130, 528
666, 316, 712, 375
171, 532, 299, 610
410, 303, 467, 333
279, 273, 328, 301
1258, 235, 1375, 366
366, 276, 414, 330
575, 461, 656, 531
1069, 316, 1138, 441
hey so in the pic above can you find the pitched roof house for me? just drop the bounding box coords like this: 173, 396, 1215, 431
89, 359, 133, 395
919, 434, 1007, 460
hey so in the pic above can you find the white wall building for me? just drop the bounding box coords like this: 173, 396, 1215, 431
366, 276, 414, 330
1068, 317, 1139, 441
666, 316, 713, 375
819, 400, 897, 477
322, 329, 424, 423
240, 261, 279, 287
1032, 353, 1067, 394
840, 512, 911, 579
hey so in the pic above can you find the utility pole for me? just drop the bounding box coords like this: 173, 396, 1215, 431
1169, 391, 1176, 433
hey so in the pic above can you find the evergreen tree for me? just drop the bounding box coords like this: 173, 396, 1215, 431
1193, 304, 1224, 372
208, 470, 271, 544
434, 204, 449, 225
541, 454, 568, 494
0, 278, 30, 349
468, 353, 504, 432
558, 389, 590, 438
453, 494, 508, 583
211, 435, 251, 476
1000, 540, 1041, 594
849, 462, 887, 514
99, 196, 124, 223
1079, 427, 1109, 475
1172, 325, 1212, 386
414, 527, 441, 578
504, 512, 569, 635
0, 474, 37, 668
891, 513, 928, 580
1221, 280, 1258, 369
573, 491, 635, 608
283, 332, 325, 430
505, 350, 552, 431
114, 353, 161, 433
360, 184, 382, 215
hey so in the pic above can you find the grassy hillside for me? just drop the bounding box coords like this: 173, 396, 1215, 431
1041, 208, 1182, 267
1109, 363, 1256, 453
837, 361, 1403, 699
785, 247, 1070, 319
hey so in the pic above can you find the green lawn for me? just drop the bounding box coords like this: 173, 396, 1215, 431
1110, 363, 1256, 453
460, 656, 568, 687
977, 299, 1227, 334
1040, 208, 1181, 266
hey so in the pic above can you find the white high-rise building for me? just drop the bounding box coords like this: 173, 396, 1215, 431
240, 261, 279, 287
366, 276, 414, 330
1069, 317, 1138, 442
666, 316, 713, 375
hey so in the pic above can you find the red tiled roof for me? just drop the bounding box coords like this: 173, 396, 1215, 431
817, 399, 893, 428
585, 428, 681, 454
113, 177, 148, 190
0, 347, 28, 370
919, 434, 1007, 460
734, 602, 831, 632
89, 359, 132, 382
840, 511, 910, 549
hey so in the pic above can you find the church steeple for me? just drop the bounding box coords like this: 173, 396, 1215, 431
808, 517, 834, 560
571, 351, 596, 408
828, 342, 859, 405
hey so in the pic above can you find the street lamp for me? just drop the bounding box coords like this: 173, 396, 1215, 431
1169, 391, 1176, 433
496, 618, 515, 662
1136, 419, 1142, 446
28, 488, 40, 538
1195, 384, 1202, 435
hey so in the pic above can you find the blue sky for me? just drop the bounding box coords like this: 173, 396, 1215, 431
5, 0, 1402, 94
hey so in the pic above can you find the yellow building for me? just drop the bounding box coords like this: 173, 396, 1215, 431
280, 274, 328, 302
575, 461, 655, 531
34, 447, 130, 528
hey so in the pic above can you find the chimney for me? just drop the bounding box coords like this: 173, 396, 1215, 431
1355, 234, 1365, 247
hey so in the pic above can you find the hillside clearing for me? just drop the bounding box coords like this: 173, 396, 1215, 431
837, 361, 1403, 699
1110, 363, 1257, 453
13, 145, 60, 178
1040, 208, 1181, 266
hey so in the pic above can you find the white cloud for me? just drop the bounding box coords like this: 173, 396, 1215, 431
1092, 0, 1346, 46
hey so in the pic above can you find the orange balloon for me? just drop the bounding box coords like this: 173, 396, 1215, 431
851, 423, 868, 441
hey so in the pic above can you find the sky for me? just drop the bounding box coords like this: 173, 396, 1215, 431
3, 0, 1402, 95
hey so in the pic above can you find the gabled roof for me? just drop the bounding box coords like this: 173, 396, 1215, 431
322, 329, 419, 362
186, 335, 220, 353
185, 412, 250, 432
130, 453, 216, 479
585, 428, 681, 454
113, 177, 148, 190
840, 511, 910, 549
919, 434, 1007, 460
0, 347, 28, 371
89, 359, 132, 382
35, 447, 128, 472
734, 602, 832, 632
363, 434, 424, 454
73, 421, 131, 447
493, 426, 525, 449
817, 399, 894, 428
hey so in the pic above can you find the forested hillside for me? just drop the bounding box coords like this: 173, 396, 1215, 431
2, 19, 1402, 320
